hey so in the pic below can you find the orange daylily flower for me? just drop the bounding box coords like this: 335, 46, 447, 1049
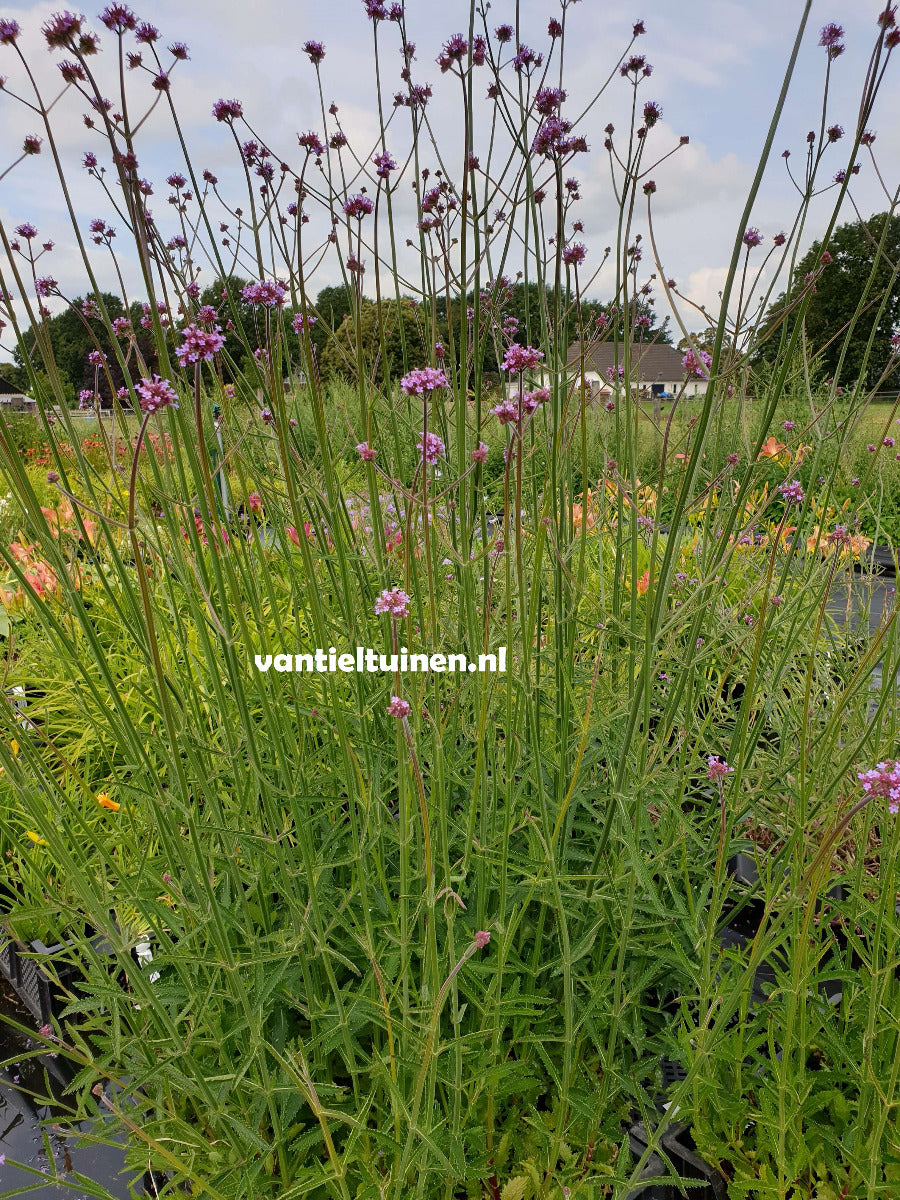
757, 436, 787, 462
635, 569, 651, 595
96, 793, 120, 812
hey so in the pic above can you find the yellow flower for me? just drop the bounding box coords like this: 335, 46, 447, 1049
26, 830, 48, 846
10, 739, 18, 756
96, 793, 120, 812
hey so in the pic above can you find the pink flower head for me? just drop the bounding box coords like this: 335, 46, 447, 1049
247, 492, 263, 514
474, 930, 490, 949
175, 322, 226, 365
242, 279, 287, 306
501, 344, 544, 373
375, 587, 410, 618
707, 755, 733, 782
418, 430, 446, 464
472, 441, 489, 463
490, 399, 519, 426
743, 227, 764, 249
387, 695, 411, 718
136, 375, 178, 414
291, 311, 317, 333
400, 366, 449, 395
783, 420, 795, 431
356, 441, 376, 461
523, 387, 549, 413
858, 760, 900, 813
682, 348, 712, 378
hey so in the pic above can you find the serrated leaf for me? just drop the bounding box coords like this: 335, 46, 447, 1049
500, 1176, 529, 1200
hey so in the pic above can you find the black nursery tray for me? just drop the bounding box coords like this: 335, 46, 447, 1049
0, 929, 119, 1026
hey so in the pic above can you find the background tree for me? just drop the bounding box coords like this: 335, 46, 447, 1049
318, 297, 430, 382
755, 211, 900, 390
13, 293, 158, 406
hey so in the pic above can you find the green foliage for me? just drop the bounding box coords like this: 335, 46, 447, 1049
757, 212, 900, 390
318, 296, 431, 381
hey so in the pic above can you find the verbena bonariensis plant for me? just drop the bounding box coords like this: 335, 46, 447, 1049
0, 3, 899, 1198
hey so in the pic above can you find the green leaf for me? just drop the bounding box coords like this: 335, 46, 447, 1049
500, 1176, 530, 1200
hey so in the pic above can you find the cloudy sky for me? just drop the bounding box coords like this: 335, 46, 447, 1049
0, 0, 897, 359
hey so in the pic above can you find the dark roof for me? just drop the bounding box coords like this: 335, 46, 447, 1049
0, 375, 25, 395
566, 340, 685, 381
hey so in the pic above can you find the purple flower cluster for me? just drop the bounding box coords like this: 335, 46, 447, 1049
373, 151, 396, 178
302, 40, 325, 64
681, 348, 711, 378
175, 322, 226, 365
742, 227, 764, 248
374, 587, 410, 618
242, 279, 287, 306
291, 312, 317, 333
99, 5, 137, 33
0, 18, 21, 43
136, 375, 178, 414
532, 115, 585, 159
819, 22, 845, 58
501, 344, 544, 373
387, 696, 411, 718
858, 760, 900, 813
356, 441, 376, 461
212, 98, 243, 122
779, 480, 805, 506
490, 399, 519, 426
620, 53, 652, 78
513, 44, 542, 73
343, 194, 375, 219
562, 242, 586, 266
437, 33, 468, 71
399, 366, 449, 395
41, 11, 83, 49
299, 131, 326, 155
535, 86, 566, 115
417, 430, 446, 464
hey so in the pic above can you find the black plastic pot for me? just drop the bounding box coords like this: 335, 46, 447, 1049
626, 1120, 728, 1200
